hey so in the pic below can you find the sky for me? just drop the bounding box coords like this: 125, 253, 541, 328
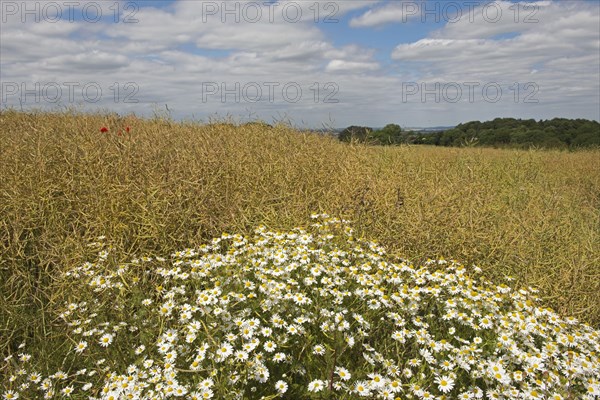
1, 0, 599, 128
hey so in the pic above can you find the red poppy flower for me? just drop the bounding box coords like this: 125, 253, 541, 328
100, 127, 109, 133
125, 126, 130, 133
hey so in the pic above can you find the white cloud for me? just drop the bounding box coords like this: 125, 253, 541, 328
326, 60, 379, 73
0, 0, 386, 126
350, 1, 420, 28
390, 1, 600, 114
0, 0, 598, 127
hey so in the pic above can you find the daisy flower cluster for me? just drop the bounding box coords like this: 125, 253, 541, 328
3, 214, 599, 399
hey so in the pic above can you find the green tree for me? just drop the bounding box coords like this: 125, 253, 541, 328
373, 124, 404, 145
338, 126, 373, 143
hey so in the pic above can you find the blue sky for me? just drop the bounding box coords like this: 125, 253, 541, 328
1, 0, 599, 128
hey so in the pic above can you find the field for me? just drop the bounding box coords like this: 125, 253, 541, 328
1, 110, 599, 398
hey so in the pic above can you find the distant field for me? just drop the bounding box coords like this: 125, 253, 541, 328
1, 110, 599, 361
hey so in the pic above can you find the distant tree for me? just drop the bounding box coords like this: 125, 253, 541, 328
338, 118, 599, 149
370, 124, 404, 145
572, 131, 600, 147
444, 118, 598, 149
380, 123, 402, 138
338, 126, 373, 143
421, 131, 443, 146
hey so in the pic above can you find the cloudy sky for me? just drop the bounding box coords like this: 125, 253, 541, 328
1, 0, 599, 128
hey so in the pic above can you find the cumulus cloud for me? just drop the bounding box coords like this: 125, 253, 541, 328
350, 1, 421, 27
390, 0, 599, 121
326, 60, 380, 73
0, 0, 385, 126
0, 0, 598, 127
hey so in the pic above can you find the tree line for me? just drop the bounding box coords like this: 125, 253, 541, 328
338, 118, 599, 149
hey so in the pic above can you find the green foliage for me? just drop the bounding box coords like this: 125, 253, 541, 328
340, 118, 600, 149
421, 118, 599, 149
339, 124, 405, 146
370, 124, 404, 145
338, 126, 373, 143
